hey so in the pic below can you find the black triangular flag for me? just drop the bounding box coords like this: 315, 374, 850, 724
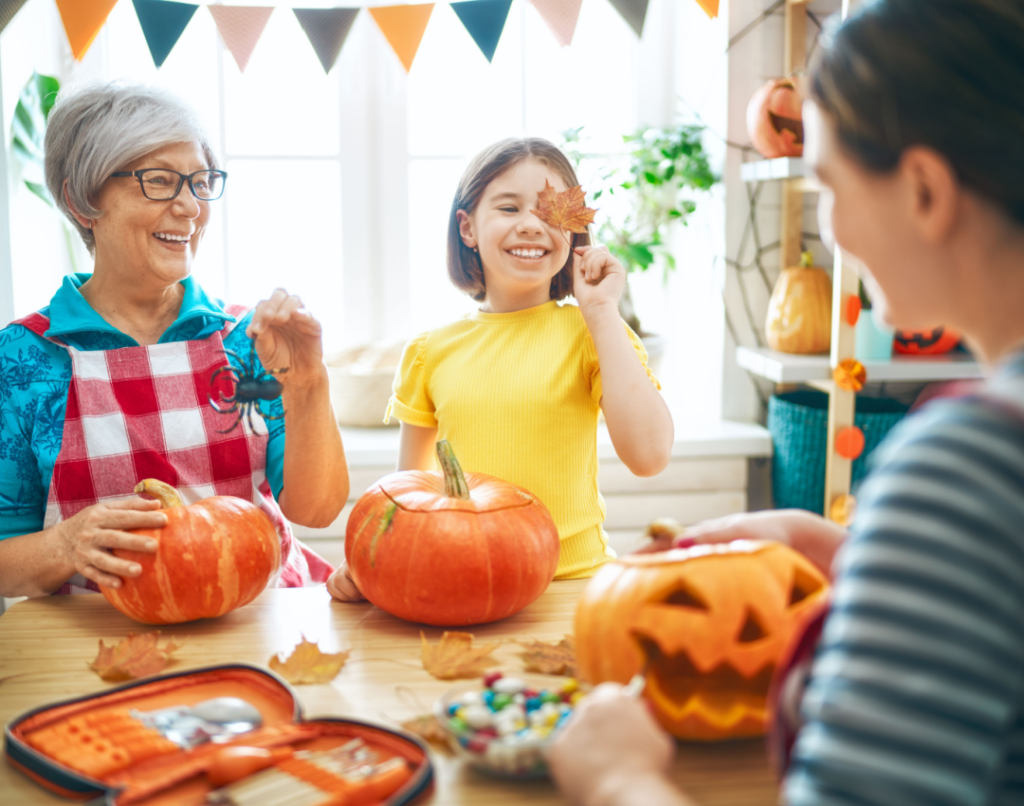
608, 0, 649, 37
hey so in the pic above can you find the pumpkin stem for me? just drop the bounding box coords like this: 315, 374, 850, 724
134, 479, 185, 509
435, 440, 471, 500
799, 251, 814, 268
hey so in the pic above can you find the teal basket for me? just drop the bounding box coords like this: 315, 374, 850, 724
767, 391, 908, 515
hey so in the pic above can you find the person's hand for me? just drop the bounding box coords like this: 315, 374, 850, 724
326, 560, 365, 602
549, 683, 676, 806
635, 509, 847, 579
247, 288, 325, 387
573, 245, 626, 319
52, 498, 167, 589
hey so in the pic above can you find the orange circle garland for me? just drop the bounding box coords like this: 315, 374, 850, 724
835, 426, 865, 460
829, 494, 857, 527
845, 295, 861, 327
833, 359, 866, 391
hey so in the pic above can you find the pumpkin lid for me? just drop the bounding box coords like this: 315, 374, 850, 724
616, 540, 774, 567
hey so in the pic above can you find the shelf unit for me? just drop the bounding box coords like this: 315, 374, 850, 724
739, 0, 984, 519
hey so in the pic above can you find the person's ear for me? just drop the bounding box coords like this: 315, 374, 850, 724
457, 209, 477, 250
900, 146, 958, 244
63, 180, 92, 230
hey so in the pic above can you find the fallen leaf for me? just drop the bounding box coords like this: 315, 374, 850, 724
401, 714, 451, 752
269, 636, 350, 684
530, 180, 597, 242
89, 632, 183, 682
518, 634, 577, 676
420, 631, 501, 680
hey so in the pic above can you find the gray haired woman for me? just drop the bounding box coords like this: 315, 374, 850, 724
0, 82, 349, 597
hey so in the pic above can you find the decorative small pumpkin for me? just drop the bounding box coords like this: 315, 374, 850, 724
345, 440, 560, 627
894, 326, 960, 355
574, 541, 830, 741
765, 252, 833, 354
746, 78, 804, 159
99, 479, 280, 624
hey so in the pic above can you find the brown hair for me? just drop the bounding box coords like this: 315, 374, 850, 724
447, 138, 591, 302
809, 0, 1024, 226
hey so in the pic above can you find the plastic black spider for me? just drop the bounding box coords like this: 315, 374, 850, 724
208, 349, 288, 434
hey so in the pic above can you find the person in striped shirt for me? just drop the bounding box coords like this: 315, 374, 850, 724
549, 1, 1024, 804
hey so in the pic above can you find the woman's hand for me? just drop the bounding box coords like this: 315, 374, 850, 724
636, 509, 848, 579
247, 288, 324, 388
53, 498, 167, 589
326, 560, 366, 602
573, 245, 626, 318
549, 683, 690, 806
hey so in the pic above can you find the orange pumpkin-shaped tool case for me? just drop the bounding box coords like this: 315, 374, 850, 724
4, 664, 433, 806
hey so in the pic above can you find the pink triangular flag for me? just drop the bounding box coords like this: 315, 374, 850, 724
208, 5, 274, 72
528, 0, 582, 47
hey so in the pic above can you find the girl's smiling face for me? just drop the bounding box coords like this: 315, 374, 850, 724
457, 158, 572, 306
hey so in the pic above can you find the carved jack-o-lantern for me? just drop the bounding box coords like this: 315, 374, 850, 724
894, 326, 961, 355
574, 542, 830, 741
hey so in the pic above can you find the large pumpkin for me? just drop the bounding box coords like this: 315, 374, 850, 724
575, 541, 830, 741
894, 326, 960, 355
99, 479, 280, 624
345, 441, 560, 626
746, 78, 804, 159
765, 252, 833, 354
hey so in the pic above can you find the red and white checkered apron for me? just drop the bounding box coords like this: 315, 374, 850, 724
15, 310, 334, 594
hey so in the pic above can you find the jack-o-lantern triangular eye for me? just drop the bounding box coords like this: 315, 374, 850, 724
789, 567, 825, 607
737, 610, 768, 643
662, 584, 708, 610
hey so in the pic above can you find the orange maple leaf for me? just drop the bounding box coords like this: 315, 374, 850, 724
268, 636, 350, 685
530, 180, 597, 244
420, 631, 501, 680
89, 632, 184, 682
518, 634, 577, 677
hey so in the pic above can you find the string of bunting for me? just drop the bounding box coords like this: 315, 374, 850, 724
2, 0, 718, 75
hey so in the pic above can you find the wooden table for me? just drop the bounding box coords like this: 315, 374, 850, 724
0, 582, 777, 805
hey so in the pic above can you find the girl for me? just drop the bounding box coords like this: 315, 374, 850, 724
328, 138, 673, 598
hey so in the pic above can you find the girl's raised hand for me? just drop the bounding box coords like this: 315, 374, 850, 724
247, 288, 325, 387
573, 245, 626, 318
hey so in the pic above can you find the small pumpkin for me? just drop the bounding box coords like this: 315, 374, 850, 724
99, 479, 280, 624
765, 251, 833, 354
345, 440, 560, 627
894, 326, 960, 355
746, 78, 804, 159
574, 541, 830, 741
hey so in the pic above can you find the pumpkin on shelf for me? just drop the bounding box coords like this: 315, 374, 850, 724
99, 479, 280, 625
894, 326, 961, 355
575, 541, 830, 741
765, 251, 833, 354
345, 440, 560, 627
746, 78, 804, 159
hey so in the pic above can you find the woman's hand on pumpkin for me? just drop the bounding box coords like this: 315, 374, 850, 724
52, 498, 166, 589
573, 245, 626, 319
247, 288, 325, 388
326, 561, 366, 602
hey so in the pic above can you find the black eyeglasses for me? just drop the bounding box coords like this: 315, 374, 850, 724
109, 169, 228, 201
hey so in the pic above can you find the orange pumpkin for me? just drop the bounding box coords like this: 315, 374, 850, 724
345, 441, 560, 627
765, 252, 833, 354
894, 326, 960, 355
99, 479, 280, 624
574, 541, 830, 741
746, 78, 804, 159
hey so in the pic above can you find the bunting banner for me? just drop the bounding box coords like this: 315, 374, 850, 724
133, 0, 198, 67
208, 4, 275, 72
0, 0, 29, 36
694, 0, 719, 19
528, 0, 582, 48
368, 3, 434, 72
293, 7, 360, 74
56, 0, 120, 59
607, 0, 647, 37
451, 0, 512, 63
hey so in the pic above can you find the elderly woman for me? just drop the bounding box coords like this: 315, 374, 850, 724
550, 0, 1024, 805
0, 83, 348, 597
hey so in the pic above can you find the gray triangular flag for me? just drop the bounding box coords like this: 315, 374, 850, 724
293, 7, 360, 74
608, 0, 649, 37
0, 0, 29, 34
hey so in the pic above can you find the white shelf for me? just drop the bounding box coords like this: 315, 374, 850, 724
736, 346, 985, 384
740, 157, 805, 182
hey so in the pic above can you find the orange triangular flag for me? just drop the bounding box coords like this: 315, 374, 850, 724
693, 0, 719, 19
55, 0, 119, 60
528, 0, 582, 47
208, 5, 274, 72
368, 3, 434, 73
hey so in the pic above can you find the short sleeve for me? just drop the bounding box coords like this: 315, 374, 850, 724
384, 332, 437, 428
590, 322, 661, 405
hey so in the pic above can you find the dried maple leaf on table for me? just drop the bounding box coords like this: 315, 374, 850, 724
89, 632, 183, 682
518, 634, 577, 677
420, 631, 501, 680
530, 180, 597, 245
400, 714, 451, 752
269, 636, 350, 685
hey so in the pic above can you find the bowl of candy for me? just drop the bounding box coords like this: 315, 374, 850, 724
433, 672, 586, 779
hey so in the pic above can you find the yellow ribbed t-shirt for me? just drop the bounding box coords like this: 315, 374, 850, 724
385, 300, 660, 579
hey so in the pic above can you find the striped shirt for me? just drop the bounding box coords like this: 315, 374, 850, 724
785, 348, 1024, 806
